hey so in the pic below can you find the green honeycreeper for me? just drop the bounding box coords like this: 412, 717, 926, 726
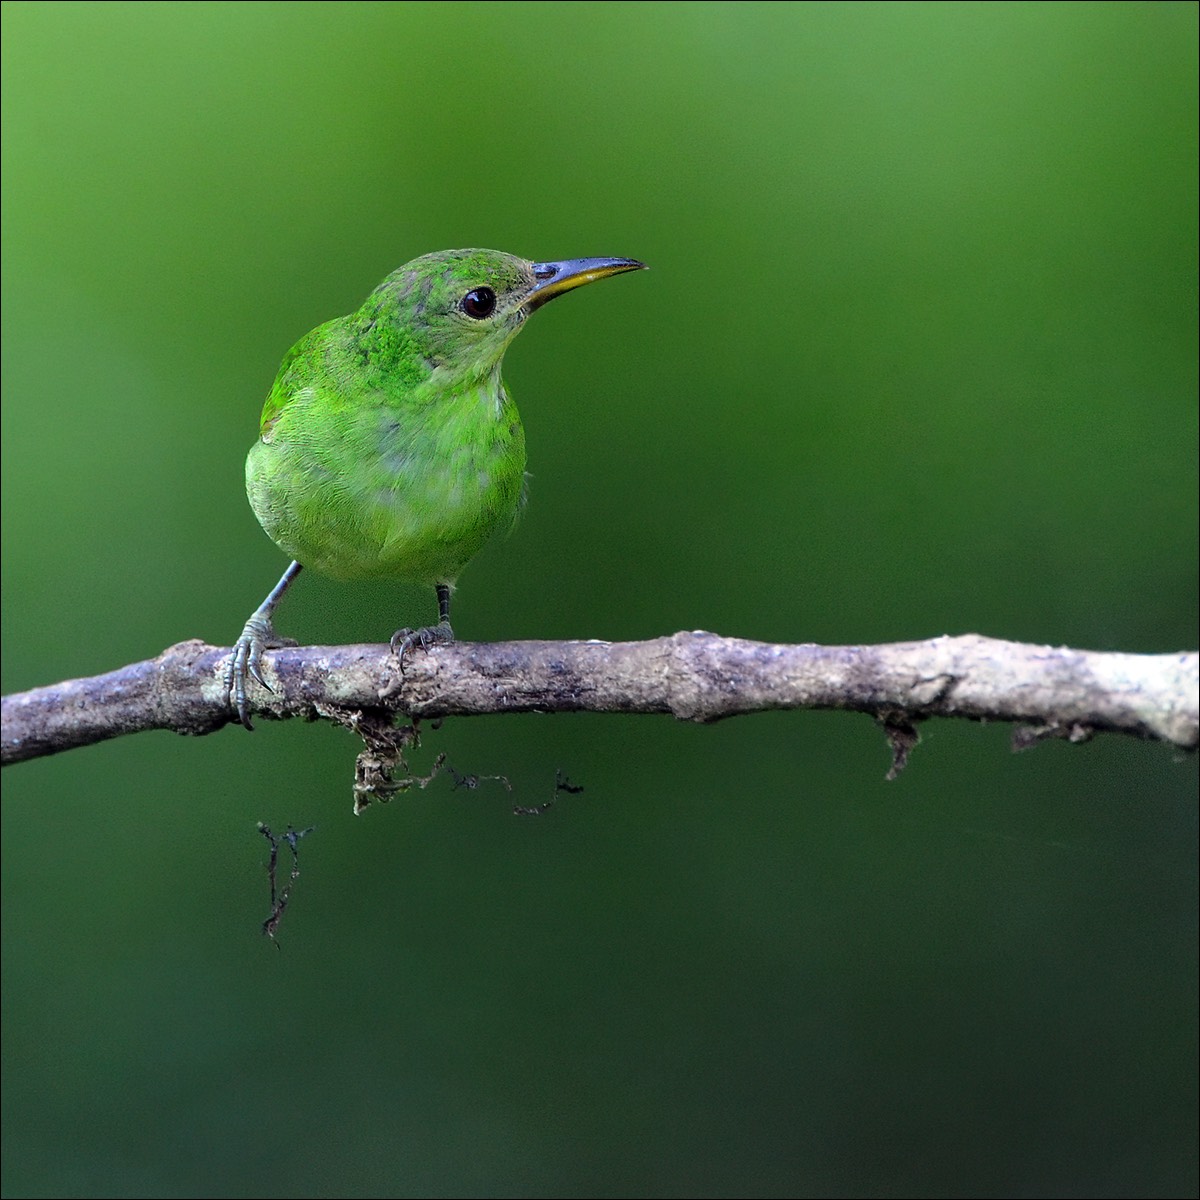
226, 248, 645, 728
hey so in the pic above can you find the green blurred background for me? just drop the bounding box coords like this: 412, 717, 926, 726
2, 3, 1196, 1196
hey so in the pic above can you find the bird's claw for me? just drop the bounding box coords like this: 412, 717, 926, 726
223, 615, 297, 730
390, 620, 454, 673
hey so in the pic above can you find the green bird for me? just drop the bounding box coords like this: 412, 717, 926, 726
225, 248, 645, 728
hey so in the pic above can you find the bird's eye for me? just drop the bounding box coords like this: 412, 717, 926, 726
461, 287, 497, 319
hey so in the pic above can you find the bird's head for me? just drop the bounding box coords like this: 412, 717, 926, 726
356, 249, 645, 387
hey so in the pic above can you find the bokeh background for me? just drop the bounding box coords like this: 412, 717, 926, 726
2, 3, 1196, 1196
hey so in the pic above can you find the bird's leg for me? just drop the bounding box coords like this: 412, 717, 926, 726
224, 560, 303, 730
390, 582, 455, 671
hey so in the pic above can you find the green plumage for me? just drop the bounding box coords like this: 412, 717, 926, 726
226, 248, 644, 727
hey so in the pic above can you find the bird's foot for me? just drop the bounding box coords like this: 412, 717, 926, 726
223, 614, 298, 730
390, 619, 455, 673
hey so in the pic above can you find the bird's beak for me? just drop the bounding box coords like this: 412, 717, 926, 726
527, 257, 646, 311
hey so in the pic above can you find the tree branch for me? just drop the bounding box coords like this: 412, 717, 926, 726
3, 633, 1196, 769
